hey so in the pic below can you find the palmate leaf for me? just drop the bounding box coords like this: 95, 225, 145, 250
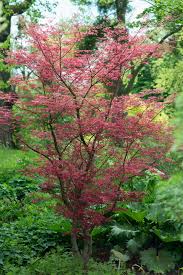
153, 228, 181, 242
114, 208, 146, 223
123, 209, 146, 223
140, 248, 179, 274
127, 239, 141, 254
111, 249, 130, 262
111, 224, 139, 238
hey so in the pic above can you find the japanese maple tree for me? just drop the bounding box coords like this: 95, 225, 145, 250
0, 23, 173, 271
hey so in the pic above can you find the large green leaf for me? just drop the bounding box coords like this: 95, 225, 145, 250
123, 209, 146, 223
153, 228, 181, 242
140, 248, 179, 274
111, 249, 130, 262
111, 224, 139, 238
114, 209, 146, 223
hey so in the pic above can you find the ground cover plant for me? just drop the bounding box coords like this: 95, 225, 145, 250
0, 21, 175, 274
0, 147, 71, 272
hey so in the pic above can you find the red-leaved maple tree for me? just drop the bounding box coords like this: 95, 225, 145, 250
0, 23, 173, 270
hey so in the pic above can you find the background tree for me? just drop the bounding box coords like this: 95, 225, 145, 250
72, 0, 130, 24
142, 0, 183, 97
133, 0, 183, 96
72, 0, 183, 97
0, 0, 57, 147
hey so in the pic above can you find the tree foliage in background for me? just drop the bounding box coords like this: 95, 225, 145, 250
70, 0, 183, 97
0, 0, 57, 147
71, 0, 130, 24
138, 0, 183, 97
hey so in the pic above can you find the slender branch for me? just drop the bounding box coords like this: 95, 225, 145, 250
48, 113, 62, 159
20, 138, 52, 162
159, 24, 183, 44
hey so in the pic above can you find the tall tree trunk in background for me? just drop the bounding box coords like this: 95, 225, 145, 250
115, 0, 128, 24
0, 0, 35, 147
107, 0, 129, 96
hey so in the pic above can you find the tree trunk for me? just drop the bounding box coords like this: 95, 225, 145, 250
106, 0, 129, 96
0, 64, 15, 147
71, 230, 81, 258
82, 233, 92, 275
0, 125, 15, 147
71, 226, 92, 275
107, 77, 129, 96
115, 0, 128, 24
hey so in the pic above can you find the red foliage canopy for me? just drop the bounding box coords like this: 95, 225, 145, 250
1, 24, 172, 234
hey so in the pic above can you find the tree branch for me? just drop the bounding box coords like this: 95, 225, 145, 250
159, 24, 183, 44
9, 0, 35, 15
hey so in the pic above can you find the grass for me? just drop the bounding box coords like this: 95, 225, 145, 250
0, 146, 36, 170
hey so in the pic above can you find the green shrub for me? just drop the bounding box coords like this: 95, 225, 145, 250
0, 177, 39, 203
104, 171, 183, 273
0, 201, 25, 224
148, 174, 183, 225
0, 202, 71, 269
0, 223, 62, 268
4, 247, 134, 275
